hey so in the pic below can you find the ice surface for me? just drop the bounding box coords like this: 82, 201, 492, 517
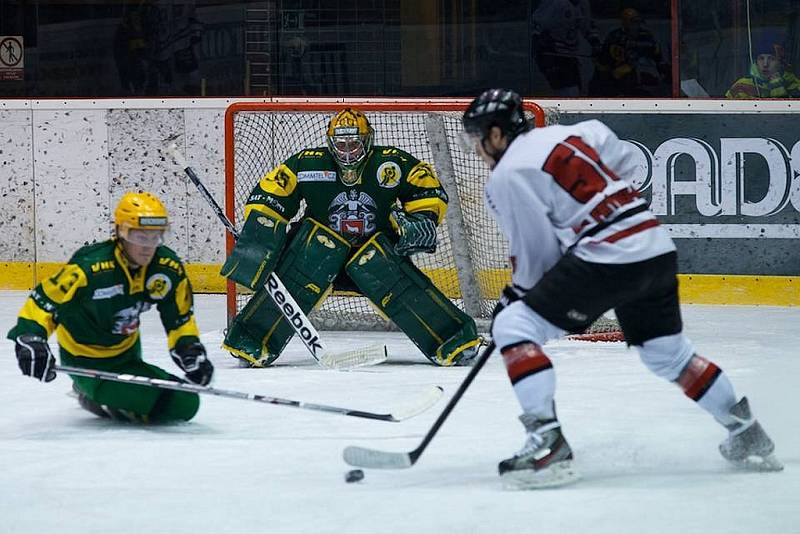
0, 291, 797, 533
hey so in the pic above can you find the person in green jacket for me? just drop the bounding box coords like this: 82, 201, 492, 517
222, 108, 482, 368
726, 31, 800, 99
8, 191, 213, 423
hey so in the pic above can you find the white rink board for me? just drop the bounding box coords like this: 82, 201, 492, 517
0, 109, 34, 262
0, 98, 481, 267
0, 291, 797, 534
3, 98, 800, 268
32, 109, 109, 259
184, 108, 226, 264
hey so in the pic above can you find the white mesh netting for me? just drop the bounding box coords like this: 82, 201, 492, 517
225, 102, 619, 338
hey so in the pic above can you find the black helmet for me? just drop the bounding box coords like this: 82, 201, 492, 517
462, 88, 531, 144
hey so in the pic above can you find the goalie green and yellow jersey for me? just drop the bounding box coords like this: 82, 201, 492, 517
243, 146, 449, 246
7, 239, 200, 359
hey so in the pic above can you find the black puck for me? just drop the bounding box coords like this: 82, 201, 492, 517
345, 469, 364, 483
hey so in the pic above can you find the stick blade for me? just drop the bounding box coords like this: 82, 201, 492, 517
319, 344, 388, 370
387, 385, 443, 421
343, 445, 414, 469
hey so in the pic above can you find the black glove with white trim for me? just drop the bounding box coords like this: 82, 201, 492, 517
170, 342, 214, 386
391, 208, 438, 256
15, 334, 57, 382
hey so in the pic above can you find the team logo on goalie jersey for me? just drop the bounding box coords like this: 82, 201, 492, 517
328, 189, 377, 238
376, 162, 401, 188
146, 273, 172, 300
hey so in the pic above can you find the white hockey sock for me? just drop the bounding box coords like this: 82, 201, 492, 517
677, 354, 738, 427
502, 342, 556, 419
695, 370, 738, 427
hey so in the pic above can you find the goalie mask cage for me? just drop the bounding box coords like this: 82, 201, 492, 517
224, 99, 620, 339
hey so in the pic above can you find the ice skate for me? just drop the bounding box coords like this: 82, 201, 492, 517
77, 391, 111, 418
77, 392, 143, 422
230, 352, 275, 369
719, 397, 783, 472
454, 345, 480, 366
222, 325, 277, 368
499, 414, 580, 489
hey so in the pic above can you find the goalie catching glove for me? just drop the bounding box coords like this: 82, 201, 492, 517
170, 342, 214, 386
390, 208, 438, 256
15, 334, 57, 382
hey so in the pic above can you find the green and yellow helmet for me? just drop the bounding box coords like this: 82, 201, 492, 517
326, 108, 374, 171
113, 191, 169, 247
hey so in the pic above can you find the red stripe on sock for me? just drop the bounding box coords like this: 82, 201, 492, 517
502, 343, 553, 385
677, 355, 721, 401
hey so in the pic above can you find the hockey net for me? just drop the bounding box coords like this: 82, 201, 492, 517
224, 99, 622, 341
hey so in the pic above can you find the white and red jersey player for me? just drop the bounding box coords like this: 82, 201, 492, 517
485, 119, 675, 294
461, 89, 781, 487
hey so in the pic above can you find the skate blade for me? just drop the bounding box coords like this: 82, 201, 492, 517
234, 357, 265, 368
730, 453, 784, 472
501, 460, 581, 490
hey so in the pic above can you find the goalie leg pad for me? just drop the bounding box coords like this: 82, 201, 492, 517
223, 290, 281, 366
220, 206, 289, 290
346, 232, 480, 366
223, 219, 351, 364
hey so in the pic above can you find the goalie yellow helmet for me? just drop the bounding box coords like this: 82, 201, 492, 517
113, 191, 169, 247
326, 108, 374, 171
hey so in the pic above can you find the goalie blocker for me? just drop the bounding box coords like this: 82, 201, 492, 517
224, 217, 480, 367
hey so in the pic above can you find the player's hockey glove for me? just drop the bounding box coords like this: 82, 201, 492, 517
391, 208, 438, 256
170, 342, 214, 386
15, 334, 56, 382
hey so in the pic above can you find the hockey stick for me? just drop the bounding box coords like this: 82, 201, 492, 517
343, 341, 495, 468
162, 138, 386, 370
57, 364, 443, 422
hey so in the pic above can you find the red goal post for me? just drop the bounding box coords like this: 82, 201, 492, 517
222, 98, 621, 340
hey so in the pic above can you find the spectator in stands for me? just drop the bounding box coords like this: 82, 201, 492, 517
726, 31, 800, 99
113, 2, 160, 95
531, 0, 601, 97
589, 8, 669, 97
114, 1, 203, 96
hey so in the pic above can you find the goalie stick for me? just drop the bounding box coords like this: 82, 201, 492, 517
343, 341, 495, 468
57, 364, 443, 422
162, 137, 386, 370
